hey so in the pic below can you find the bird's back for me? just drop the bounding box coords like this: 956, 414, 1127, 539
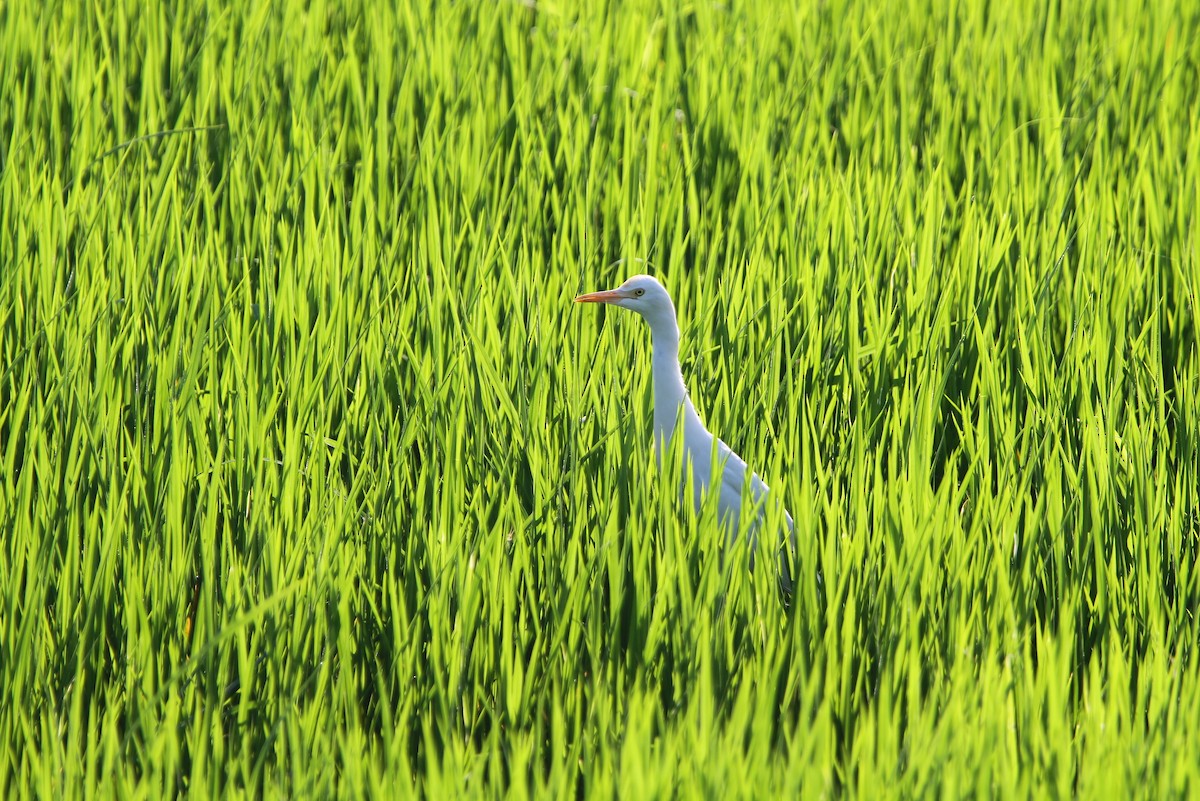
677, 422, 794, 590
676, 415, 790, 534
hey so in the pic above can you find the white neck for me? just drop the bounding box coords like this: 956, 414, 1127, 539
647, 314, 695, 456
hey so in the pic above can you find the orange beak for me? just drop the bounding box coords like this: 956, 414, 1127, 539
574, 288, 627, 304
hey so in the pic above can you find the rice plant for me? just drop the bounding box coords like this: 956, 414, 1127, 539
1, 0, 1197, 797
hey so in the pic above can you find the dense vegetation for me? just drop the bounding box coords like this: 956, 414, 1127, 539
2, 0, 1197, 796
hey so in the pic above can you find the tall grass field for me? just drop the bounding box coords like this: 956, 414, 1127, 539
2, 0, 1198, 796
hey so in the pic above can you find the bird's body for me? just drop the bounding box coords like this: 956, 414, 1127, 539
576, 274, 795, 589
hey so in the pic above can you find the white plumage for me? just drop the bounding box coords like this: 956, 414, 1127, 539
576, 274, 795, 590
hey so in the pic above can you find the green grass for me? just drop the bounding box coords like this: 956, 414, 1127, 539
2, 0, 1198, 796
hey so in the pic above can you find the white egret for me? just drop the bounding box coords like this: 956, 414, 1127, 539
575, 274, 796, 591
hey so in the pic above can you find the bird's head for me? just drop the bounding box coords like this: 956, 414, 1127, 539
574, 274, 677, 334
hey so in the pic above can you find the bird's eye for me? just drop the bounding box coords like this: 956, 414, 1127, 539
635, 289, 645, 297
